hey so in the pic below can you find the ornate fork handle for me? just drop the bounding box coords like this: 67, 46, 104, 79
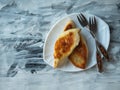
88, 30, 110, 61
96, 41, 110, 61
96, 47, 103, 72
90, 31, 104, 72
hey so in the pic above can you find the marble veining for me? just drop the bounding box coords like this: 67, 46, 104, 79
0, 0, 120, 90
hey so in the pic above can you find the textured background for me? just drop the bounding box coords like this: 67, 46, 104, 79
0, 0, 120, 90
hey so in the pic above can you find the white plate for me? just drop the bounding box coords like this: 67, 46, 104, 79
43, 13, 110, 72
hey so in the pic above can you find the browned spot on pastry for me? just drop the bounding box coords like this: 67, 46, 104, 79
69, 35, 88, 69
54, 32, 74, 59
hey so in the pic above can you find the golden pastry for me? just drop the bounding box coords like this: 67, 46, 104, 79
69, 34, 88, 69
53, 29, 80, 68
64, 20, 88, 69
64, 20, 76, 31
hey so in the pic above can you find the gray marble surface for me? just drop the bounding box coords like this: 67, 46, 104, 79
0, 0, 120, 90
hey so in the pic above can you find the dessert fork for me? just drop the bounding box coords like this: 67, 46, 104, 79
77, 14, 109, 61
89, 17, 103, 72
89, 17, 109, 61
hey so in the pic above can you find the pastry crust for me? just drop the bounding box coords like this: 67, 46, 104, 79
69, 34, 88, 69
64, 20, 88, 69
53, 29, 80, 68
64, 20, 76, 31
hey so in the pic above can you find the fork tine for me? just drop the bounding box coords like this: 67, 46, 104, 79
94, 16, 97, 29
79, 15, 84, 23
89, 17, 92, 30
80, 14, 85, 22
77, 13, 88, 27
92, 17, 94, 29
92, 17, 94, 25
91, 17, 93, 29
77, 15, 83, 26
94, 16, 96, 24
81, 13, 88, 24
92, 16, 97, 31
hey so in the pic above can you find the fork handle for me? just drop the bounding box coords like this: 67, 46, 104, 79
96, 49, 103, 73
97, 41, 110, 61
89, 30, 110, 61
85, 27, 110, 61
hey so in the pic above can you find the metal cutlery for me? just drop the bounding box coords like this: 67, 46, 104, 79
77, 14, 109, 61
89, 17, 110, 61
96, 47, 103, 72
77, 13, 109, 72
77, 14, 88, 27
89, 17, 103, 72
